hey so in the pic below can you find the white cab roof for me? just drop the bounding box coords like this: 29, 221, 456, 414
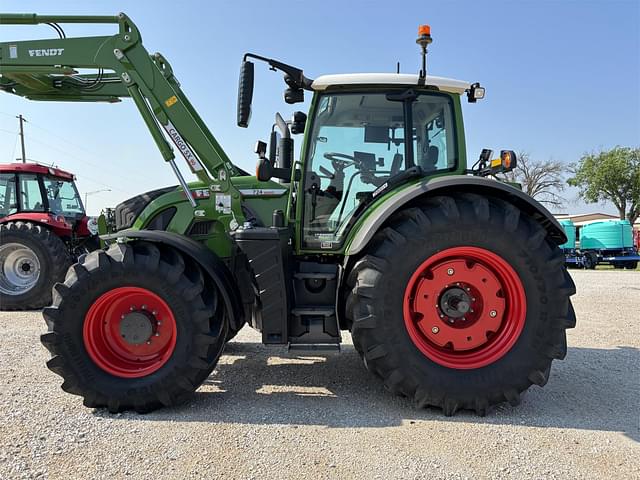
311, 73, 470, 94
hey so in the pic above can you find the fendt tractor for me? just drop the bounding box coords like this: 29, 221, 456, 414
0, 15, 576, 415
0, 162, 98, 309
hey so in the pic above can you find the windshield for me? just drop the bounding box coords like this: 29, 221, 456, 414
301, 91, 457, 249
0, 173, 17, 218
42, 176, 85, 216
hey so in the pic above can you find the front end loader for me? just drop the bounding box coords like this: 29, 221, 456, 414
0, 14, 576, 415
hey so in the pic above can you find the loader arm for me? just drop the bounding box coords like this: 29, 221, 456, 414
0, 13, 242, 199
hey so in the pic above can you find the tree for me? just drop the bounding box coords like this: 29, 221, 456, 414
504, 152, 567, 208
568, 147, 640, 225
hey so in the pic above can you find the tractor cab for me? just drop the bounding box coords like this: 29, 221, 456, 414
241, 26, 510, 252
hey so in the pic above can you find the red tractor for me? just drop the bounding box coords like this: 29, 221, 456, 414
0, 163, 99, 310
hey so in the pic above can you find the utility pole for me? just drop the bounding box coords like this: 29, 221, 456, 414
16, 114, 27, 163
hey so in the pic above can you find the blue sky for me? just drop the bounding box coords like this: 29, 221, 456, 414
1, 0, 638, 214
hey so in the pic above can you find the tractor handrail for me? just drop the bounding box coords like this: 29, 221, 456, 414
0, 12, 243, 197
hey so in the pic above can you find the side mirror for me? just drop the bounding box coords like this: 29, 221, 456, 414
255, 158, 295, 183
237, 60, 254, 127
256, 158, 273, 182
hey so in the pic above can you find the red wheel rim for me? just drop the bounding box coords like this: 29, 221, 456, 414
83, 287, 177, 378
403, 246, 526, 369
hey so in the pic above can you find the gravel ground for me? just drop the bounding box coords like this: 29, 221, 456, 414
0, 270, 638, 479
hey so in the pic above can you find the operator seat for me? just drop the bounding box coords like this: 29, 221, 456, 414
390, 152, 404, 176
420, 145, 439, 171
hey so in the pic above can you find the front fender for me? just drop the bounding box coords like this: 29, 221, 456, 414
101, 229, 244, 331
345, 175, 566, 256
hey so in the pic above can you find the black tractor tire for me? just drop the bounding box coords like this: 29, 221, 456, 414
0, 221, 71, 310
41, 241, 228, 413
624, 261, 638, 270
583, 252, 598, 270
346, 193, 576, 416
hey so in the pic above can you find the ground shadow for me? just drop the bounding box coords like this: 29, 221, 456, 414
104, 342, 640, 442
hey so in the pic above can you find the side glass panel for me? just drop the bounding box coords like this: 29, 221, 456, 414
18, 174, 45, 212
42, 176, 84, 216
0, 173, 17, 217
302, 93, 406, 249
413, 94, 456, 171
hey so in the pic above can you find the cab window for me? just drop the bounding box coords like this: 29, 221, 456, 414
42, 176, 84, 216
18, 173, 45, 212
301, 91, 457, 250
302, 93, 406, 249
412, 94, 456, 171
0, 173, 17, 217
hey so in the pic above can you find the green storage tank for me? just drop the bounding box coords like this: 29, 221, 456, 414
580, 220, 634, 250
559, 219, 576, 250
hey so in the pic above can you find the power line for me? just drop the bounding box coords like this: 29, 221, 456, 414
25, 119, 157, 181
10, 134, 19, 162
24, 136, 137, 194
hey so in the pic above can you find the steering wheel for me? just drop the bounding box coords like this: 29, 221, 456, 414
323, 152, 356, 169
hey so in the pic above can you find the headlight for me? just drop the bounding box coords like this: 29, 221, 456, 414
87, 217, 99, 236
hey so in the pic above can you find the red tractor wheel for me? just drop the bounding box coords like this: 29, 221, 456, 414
347, 193, 576, 415
41, 242, 228, 413
403, 246, 526, 370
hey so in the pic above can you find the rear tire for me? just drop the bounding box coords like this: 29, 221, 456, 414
0, 221, 71, 310
346, 194, 576, 415
41, 242, 227, 413
583, 252, 598, 270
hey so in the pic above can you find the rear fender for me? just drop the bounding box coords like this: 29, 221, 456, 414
0, 212, 72, 238
345, 175, 567, 257
101, 229, 244, 331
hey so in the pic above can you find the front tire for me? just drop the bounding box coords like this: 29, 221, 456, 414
41, 242, 227, 413
0, 221, 71, 310
346, 194, 576, 415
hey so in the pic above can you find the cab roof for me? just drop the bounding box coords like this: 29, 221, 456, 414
0, 162, 75, 180
311, 73, 470, 94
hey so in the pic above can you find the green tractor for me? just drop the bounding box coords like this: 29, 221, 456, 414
0, 15, 575, 415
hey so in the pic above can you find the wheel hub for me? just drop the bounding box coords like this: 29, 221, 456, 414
439, 286, 472, 318
0, 243, 41, 295
403, 246, 526, 369
119, 311, 156, 345
83, 287, 177, 378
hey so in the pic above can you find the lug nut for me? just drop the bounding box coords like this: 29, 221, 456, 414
490, 310, 497, 318
439, 314, 444, 318
431, 326, 439, 334
157, 321, 162, 326
447, 268, 454, 276
146, 341, 151, 345
155, 333, 160, 337
152, 310, 158, 316
130, 305, 135, 311
141, 305, 147, 310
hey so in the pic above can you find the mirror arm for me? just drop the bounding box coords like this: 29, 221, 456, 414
243, 52, 314, 90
